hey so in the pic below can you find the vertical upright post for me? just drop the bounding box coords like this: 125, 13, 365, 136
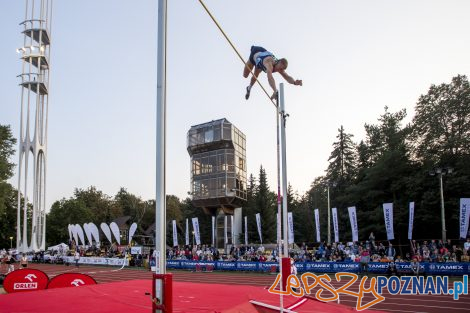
155, 0, 168, 312
279, 83, 289, 257
275, 89, 284, 311
439, 173, 446, 242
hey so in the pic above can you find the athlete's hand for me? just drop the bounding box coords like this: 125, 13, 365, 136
271, 90, 279, 101
294, 79, 303, 86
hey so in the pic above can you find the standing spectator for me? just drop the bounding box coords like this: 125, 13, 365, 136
6, 253, 15, 273
386, 243, 396, 261
74, 250, 80, 267
290, 258, 299, 293
360, 249, 370, 275
20, 254, 28, 269
464, 238, 470, 253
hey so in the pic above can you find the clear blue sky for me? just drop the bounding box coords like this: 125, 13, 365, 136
1, 0, 469, 211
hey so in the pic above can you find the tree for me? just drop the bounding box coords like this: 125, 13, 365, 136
256, 166, 276, 243
411, 75, 470, 163
0, 124, 17, 248
326, 125, 357, 184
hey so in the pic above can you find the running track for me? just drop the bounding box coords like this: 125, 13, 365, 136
14, 264, 470, 313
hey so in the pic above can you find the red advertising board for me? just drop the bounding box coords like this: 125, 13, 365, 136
3, 269, 49, 293
47, 273, 97, 289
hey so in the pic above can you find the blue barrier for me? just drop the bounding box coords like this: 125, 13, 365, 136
163, 260, 470, 275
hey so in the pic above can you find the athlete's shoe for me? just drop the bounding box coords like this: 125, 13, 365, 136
245, 86, 251, 100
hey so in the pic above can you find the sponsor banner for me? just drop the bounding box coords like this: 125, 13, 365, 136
348, 206, 359, 242
161, 260, 469, 275
192, 217, 201, 245
224, 216, 228, 244
287, 212, 294, 244
75, 224, 86, 246
236, 262, 258, 271
172, 220, 178, 247
332, 207, 339, 243
258, 262, 279, 272
185, 218, 189, 246
408, 202, 414, 240
383, 203, 394, 240
314, 209, 320, 243
216, 261, 237, 270
130, 246, 142, 255
47, 273, 97, 289
3, 269, 49, 293
256, 213, 262, 244
460, 198, 470, 239
212, 216, 215, 246
231, 215, 235, 244
244, 216, 248, 246
63, 256, 128, 266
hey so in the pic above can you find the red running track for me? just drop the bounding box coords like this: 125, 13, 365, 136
2, 263, 469, 313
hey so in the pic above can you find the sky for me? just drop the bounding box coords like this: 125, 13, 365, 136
1, 0, 470, 212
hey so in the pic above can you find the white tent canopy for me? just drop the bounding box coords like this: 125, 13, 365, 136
47, 243, 69, 251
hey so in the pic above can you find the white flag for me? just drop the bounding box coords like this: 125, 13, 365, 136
408, 202, 414, 240
172, 220, 178, 247
231, 215, 235, 244
100, 223, 112, 244
129, 222, 137, 244
287, 212, 294, 244
332, 207, 339, 243
109, 222, 121, 245
224, 216, 228, 244
192, 217, 201, 245
314, 209, 320, 243
88, 223, 100, 244
76, 224, 86, 246
83, 223, 93, 246
244, 216, 248, 246
212, 216, 215, 246
460, 198, 470, 239
185, 219, 189, 246
348, 206, 358, 242
255, 213, 263, 244
383, 203, 394, 240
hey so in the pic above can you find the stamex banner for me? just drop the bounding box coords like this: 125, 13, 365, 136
332, 207, 339, 243
383, 203, 394, 240
348, 206, 358, 242
460, 198, 470, 239
408, 202, 414, 240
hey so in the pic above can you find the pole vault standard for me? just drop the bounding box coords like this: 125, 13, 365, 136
154, 0, 172, 312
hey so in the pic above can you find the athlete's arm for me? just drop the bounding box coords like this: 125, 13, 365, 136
279, 70, 303, 86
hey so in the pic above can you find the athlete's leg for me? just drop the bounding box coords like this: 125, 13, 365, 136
243, 60, 254, 78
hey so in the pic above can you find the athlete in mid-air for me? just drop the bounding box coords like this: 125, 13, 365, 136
243, 45, 302, 100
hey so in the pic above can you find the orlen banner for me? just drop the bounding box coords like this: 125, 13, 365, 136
47, 273, 97, 289
3, 269, 49, 293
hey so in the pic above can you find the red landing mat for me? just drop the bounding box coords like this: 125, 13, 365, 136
0, 279, 387, 313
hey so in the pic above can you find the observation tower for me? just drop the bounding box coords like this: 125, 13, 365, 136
187, 118, 247, 248
16, 0, 53, 252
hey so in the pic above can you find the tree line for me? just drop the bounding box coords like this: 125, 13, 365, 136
0, 75, 469, 248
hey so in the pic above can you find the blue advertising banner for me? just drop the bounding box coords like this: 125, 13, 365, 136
163, 260, 469, 276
